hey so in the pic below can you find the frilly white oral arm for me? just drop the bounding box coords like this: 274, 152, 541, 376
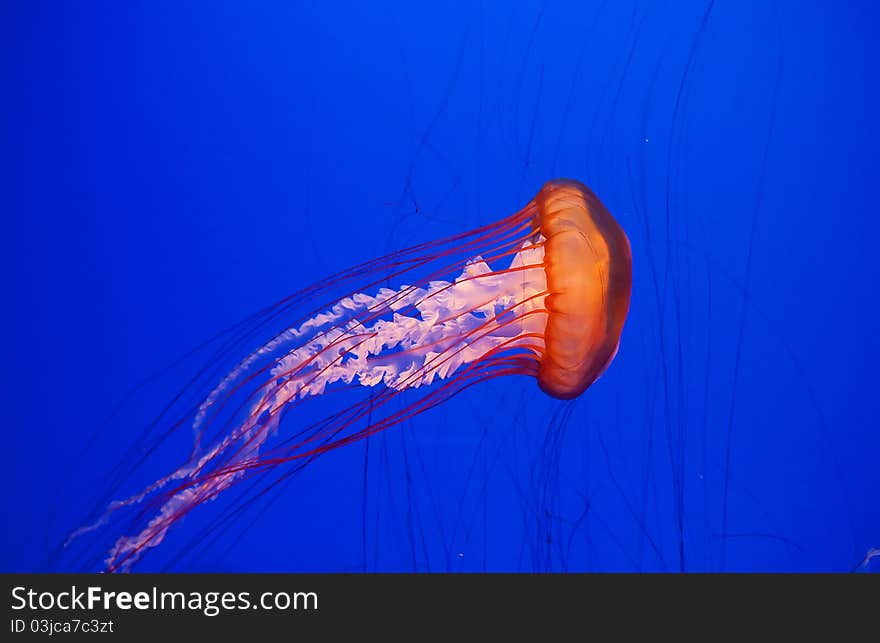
264, 240, 547, 402
91, 240, 547, 570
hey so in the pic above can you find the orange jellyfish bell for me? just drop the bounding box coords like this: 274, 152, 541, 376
531, 179, 632, 399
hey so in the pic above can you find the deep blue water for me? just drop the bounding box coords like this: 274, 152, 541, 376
2, 0, 878, 572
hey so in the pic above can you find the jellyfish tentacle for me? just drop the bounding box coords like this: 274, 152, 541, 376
97, 239, 549, 571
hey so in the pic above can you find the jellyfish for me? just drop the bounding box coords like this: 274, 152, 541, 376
70, 178, 632, 571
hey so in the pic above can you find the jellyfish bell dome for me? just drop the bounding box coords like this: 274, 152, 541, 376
532, 179, 633, 399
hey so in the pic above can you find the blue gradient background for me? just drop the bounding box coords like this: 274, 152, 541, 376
2, 1, 877, 572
